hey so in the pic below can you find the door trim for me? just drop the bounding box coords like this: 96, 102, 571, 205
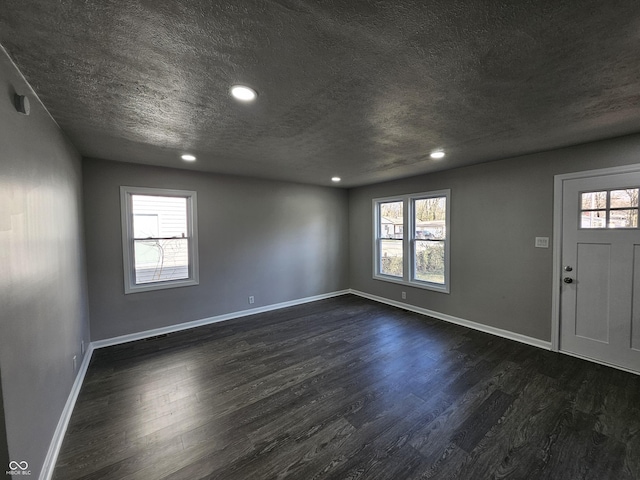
552, 163, 640, 352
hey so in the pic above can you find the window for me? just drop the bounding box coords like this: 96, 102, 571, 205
580, 188, 638, 229
379, 200, 404, 277
120, 186, 199, 294
373, 190, 450, 293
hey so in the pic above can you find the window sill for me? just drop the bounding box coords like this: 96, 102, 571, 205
373, 274, 450, 294
124, 278, 199, 295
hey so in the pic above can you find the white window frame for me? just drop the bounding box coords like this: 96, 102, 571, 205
120, 186, 199, 294
373, 189, 451, 293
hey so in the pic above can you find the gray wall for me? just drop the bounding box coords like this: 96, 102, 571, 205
0, 48, 89, 478
83, 158, 350, 341
0, 369, 9, 477
349, 134, 640, 342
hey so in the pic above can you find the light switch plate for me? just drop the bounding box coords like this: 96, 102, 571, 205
535, 237, 549, 248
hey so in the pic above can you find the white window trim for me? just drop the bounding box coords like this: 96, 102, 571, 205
373, 189, 451, 294
120, 186, 199, 294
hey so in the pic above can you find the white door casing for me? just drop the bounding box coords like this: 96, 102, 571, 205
553, 165, 640, 374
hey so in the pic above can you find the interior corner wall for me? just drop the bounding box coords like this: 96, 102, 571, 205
0, 48, 90, 479
83, 158, 350, 341
349, 134, 640, 342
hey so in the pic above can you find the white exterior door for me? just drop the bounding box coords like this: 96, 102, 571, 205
559, 171, 640, 372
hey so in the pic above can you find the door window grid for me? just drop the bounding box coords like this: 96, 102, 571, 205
580, 188, 639, 229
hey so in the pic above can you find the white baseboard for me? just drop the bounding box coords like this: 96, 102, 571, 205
39, 343, 95, 480
92, 290, 350, 349
349, 289, 552, 350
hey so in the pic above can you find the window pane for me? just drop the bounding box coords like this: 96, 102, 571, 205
581, 191, 607, 210
380, 239, 403, 277
581, 210, 606, 228
415, 240, 445, 284
415, 197, 446, 240
610, 189, 639, 208
131, 195, 190, 284
132, 195, 187, 238
380, 201, 403, 239
609, 210, 638, 228
134, 238, 189, 284
133, 214, 159, 238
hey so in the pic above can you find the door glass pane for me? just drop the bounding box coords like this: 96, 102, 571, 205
610, 189, 639, 208
581, 211, 606, 229
580, 189, 639, 229
414, 197, 446, 240
609, 210, 638, 228
415, 240, 445, 284
134, 238, 189, 284
380, 239, 403, 277
581, 191, 607, 210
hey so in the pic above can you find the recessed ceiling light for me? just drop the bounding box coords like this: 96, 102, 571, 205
231, 85, 257, 101
331, 177, 341, 183
430, 151, 445, 159
181, 154, 196, 161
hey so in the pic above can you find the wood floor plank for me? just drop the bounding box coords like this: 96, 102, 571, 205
447, 374, 575, 479
288, 393, 428, 480
53, 295, 640, 480
452, 389, 514, 453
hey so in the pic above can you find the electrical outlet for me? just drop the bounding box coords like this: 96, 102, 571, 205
249, 296, 255, 304
401, 291, 406, 300
72, 355, 77, 372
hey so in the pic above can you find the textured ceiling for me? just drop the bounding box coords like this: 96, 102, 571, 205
2, 1, 640, 187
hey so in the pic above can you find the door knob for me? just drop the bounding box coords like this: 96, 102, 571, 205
564, 266, 573, 272
563, 277, 573, 284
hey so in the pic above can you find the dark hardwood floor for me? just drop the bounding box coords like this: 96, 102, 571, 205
53, 295, 640, 479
